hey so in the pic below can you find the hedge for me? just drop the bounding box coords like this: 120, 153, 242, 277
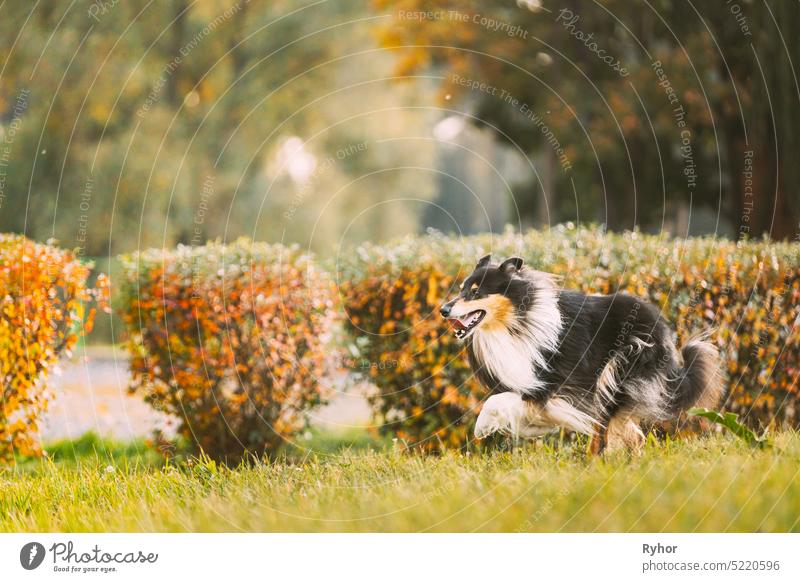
0, 235, 107, 462
119, 239, 337, 461
338, 226, 800, 450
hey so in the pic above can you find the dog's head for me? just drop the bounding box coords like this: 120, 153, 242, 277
439, 254, 527, 339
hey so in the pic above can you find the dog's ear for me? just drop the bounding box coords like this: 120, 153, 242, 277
500, 257, 524, 274
476, 254, 492, 269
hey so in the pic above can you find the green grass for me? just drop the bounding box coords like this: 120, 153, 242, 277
38, 432, 162, 466
1, 431, 798, 532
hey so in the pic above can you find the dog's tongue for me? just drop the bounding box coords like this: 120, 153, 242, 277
447, 317, 466, 330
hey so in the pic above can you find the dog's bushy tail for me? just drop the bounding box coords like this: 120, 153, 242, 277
667, 333, 725, 414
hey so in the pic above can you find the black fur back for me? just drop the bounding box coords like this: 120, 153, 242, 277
467, 282, 723, 425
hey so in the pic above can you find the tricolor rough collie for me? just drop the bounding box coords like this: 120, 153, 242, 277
440, 255, 724, 453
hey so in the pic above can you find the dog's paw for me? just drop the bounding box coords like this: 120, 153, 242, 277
474, 392, 529, 439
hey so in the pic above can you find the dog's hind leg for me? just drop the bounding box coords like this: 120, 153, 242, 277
606, 415, 645, 453
589, 424, 607, 455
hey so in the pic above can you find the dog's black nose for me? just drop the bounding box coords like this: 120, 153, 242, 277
440, 304, 451, 318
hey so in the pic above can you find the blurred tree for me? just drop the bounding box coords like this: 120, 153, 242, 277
0, 0, 438, 256
2, 0, 796, 254
374, 0, 799, 239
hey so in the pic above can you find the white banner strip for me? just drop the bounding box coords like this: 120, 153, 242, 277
1, 534, 797, 581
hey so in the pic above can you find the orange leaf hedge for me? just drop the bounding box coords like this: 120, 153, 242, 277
0, 234, 106, 462
119, 240, 337, 462
338, 226, 800, 451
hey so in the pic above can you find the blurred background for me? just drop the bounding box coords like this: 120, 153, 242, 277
2, 0, 798, 259
1, 0, 798, 444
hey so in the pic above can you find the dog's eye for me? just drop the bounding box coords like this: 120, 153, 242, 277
469, 288, 479, 299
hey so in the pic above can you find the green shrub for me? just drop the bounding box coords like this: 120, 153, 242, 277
338, 226, 800, 450
119, 239, 337, 462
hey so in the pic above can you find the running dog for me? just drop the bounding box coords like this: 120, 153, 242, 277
440, 254, 724, 453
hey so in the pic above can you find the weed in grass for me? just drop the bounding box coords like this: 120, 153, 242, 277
690, 408, 773, 449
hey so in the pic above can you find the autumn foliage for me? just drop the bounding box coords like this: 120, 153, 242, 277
339, 227, 800, 450
0, 235, 106, 462
119, 240, 337, 462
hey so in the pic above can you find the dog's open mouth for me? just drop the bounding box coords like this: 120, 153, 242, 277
447, 310, 486, 338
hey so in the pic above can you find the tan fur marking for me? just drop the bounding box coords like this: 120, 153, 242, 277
589, 428, 606, 455
479, 294, 515, 331
447, 294, 514, 332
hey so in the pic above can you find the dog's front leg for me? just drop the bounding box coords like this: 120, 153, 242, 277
474, 392, 553, 439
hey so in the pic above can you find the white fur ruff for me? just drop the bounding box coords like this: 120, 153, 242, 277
470, 271, 562, 396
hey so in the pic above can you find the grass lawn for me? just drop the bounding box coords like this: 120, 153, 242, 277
1, 431, 798, 532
